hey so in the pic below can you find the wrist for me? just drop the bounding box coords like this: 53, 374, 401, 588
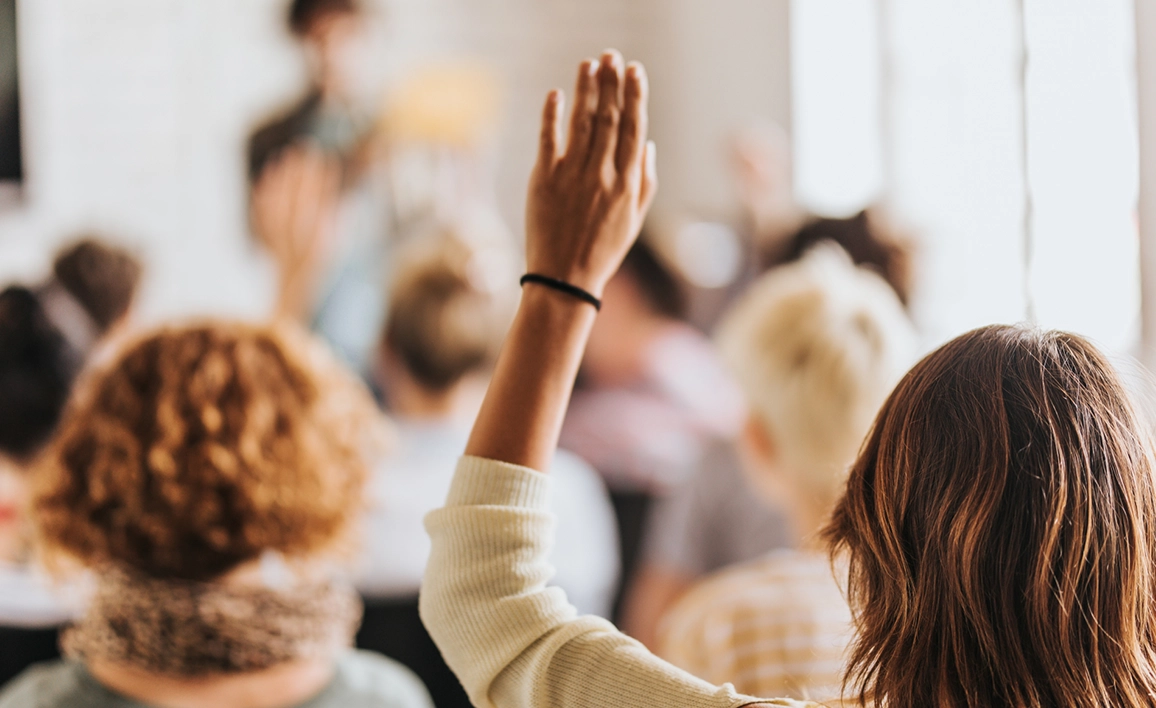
520, 274, 602, 311
518, 282, 600, 328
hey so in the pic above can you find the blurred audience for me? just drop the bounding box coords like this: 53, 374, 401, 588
619, 442, 793, 649
356, 238, 617, 708
707, 122, 914, 317
0, 323, 431, 708
559, 239, 743, 619
654, 247, 917, 701
248, 0, 391, 377
0, 238, 140, 687
248, 0, 371, 183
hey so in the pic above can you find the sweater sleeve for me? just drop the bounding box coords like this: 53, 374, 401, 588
419, 456, 813, 708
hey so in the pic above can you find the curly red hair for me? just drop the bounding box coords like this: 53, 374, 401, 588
34, 322, 382, 581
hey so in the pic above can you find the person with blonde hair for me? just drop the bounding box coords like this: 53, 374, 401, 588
655, 246, 917, 701
420, 50, 1156, 708
0, 323, 431, 708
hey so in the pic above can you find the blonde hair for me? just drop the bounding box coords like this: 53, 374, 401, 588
34, 322, 383, 581
384, 238, 510, 391
716, 246, 916, 495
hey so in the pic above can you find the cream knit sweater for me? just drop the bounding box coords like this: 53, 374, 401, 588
420, 456, 818, 708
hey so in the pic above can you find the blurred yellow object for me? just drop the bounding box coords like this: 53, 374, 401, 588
382, 62, 503, 148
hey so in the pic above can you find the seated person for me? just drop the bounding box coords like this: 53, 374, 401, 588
730, 121, 913, 307
355, 239, 618, 708
0, 238, 141, 687
41, 237, 143, 349
0, 323, 431, 708
654, 246, 917, 701
620, 442, 792, 649
560, 239, 743, 617
419, 51, 1156, 708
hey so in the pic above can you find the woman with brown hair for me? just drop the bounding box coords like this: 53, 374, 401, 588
0, 323, 432, 708
419, 50, 1156, 708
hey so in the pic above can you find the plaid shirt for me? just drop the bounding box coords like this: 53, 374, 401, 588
657, 550, 852, 704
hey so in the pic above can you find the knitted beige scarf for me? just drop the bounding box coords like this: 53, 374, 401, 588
63, 568, 362, 676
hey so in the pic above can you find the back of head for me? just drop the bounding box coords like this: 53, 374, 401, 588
34, 322, 381, 581
769, 210, 913, 306
825, 325, 1156, 707
288, 0, 360, 36
716, 246, 916, 496
384, 239, 507, 393
52, 237, 142, 333
0, 286, 81, 461
619, 238, 687, 321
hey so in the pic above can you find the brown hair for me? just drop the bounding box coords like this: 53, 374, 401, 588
34, 322, 382, 581
824, 325, 1156, 707
288, 0, 360, 36
766, 210, 913, 307
53, 238, 142, 332
384, 240, 506, 392
0, 286, 81, 460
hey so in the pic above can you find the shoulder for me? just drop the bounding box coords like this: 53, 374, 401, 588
0, 661, 101, 708
326, 650, 433, 708
247, 93, 321, 180
666, 551, 846, 632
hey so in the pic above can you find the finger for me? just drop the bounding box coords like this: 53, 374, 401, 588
639, 140, 658, 211
565, 59, 599, 166
588, 50, 624, 174
537, 89, 564, 171
616, 62, 649, 177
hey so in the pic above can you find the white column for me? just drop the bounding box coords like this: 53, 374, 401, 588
1136, 0, 1156, 367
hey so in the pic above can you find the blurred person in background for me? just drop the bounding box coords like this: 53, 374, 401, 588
0, 238, 141, 688
248, 0, 371, 184
621, 128, 918, 642
732, 122, 913, 306
619, 431, 792, 648
248, 0, 391, 378
685, 121, 913, 329
654, 247, 917, 702
559, 238, 744, 620
357, 236, 618, 708
0, 323, 432, 708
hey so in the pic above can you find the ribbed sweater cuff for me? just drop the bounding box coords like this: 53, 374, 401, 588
445, 455, 551, 509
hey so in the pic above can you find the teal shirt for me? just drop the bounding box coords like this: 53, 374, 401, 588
0, 651, 432, 708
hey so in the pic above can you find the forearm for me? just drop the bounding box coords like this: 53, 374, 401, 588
465, 286, 596, 471
421, 457, 784, 708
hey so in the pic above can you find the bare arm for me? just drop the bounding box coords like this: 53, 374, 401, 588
620, 565, 694, 650
422, 51, 809, 708
250, 145, 342, 323
464, 51, 656, 471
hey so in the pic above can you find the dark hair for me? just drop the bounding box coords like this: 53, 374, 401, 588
384, 244, 501, 392
767, 210, 912, 306
288, 0, 360, 36
53, 238, 142, 332
0, 286, 81, 460
824, 325, 1156, 707
620, 239, 687, 320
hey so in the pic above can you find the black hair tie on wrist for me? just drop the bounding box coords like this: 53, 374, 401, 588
520, 273, 602, 311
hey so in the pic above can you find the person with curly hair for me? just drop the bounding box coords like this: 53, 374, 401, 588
0, 323, 432, 708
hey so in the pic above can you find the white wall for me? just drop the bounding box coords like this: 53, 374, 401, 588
0, 0, 791, 321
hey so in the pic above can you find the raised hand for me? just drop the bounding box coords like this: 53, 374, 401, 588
250, 144, 342, 321
464, 51, 655, 471
525, 50, 657, 299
